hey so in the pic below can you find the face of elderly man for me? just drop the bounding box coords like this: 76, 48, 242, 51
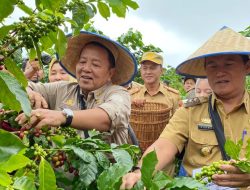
205, 54, 250, 99
75, 43, 115, 93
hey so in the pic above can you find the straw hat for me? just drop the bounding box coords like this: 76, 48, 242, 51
176, 26, 250, 77
140, 52, 163, 65
59, 31, 137, 86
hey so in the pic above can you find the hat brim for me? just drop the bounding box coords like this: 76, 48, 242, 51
58, 31, 137, 86
176, 27, 250, 77
176, 51, 250, 77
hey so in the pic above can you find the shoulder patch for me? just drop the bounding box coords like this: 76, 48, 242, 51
128, 86, 141, 95
184, 96, 208, 108
164, 86, 179, 95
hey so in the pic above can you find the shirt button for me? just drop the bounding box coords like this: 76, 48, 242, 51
201, 146, 212, 156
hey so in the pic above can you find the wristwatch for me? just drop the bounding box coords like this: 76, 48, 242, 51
61, 108, 74, 127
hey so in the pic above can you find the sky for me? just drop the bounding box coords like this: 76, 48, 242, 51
7, 0, 250, 68
91, 0, 250, 68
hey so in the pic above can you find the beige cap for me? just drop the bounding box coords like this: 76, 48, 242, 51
140, 52, 163, 65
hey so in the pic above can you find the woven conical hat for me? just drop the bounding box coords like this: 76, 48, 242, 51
59, 31, 137, 86
176, 27, 250, 77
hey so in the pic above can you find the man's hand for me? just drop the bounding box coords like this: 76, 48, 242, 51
24, 60, 41, 81
120, 170, 141, 190
132, 99, 146, 107
15, 109, 66, 130
29, 60, 40, 71
212, 164, 250, 188
28, 90, 48, 109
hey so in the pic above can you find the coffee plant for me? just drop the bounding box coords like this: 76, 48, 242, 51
0, 113, 142, 190
195, 160, 230, 184
195, 138, 250, 185
0, 109, 206, 190
0, 0, 139, 116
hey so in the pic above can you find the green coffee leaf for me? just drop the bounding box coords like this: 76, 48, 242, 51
4, 58, 28, 88
55, 28, 67, 59
17, 3, 33, 15
64, 145, 92, 163
123, 0, 139, 10
0, 154, 31, 172
0, 170, 12, 187
51, 135, 66, 147
112, 149, 133, 170
141, 150, 158, 189
28, 48, 37, 61
170, 177, 205, 190
40, 36, 54, 50
0, 72, 31, 116
0, 25, 15, 40
0, 130, 25, 164
71, 6, 87, 34
39, 157, 57, 190
246, 139, 250, 160
40, 0, 62, 11
111, 3, 126, 17
13, 176, 36, 190
0, 0, 16, 22
95, 151, 110, 169
78, 157, 98, 187
152, 171, 172, 189
0, 186, 6, 190
224, 139, 242, 160
234, 160, 250, 173
97, 163, 128, 190
131, 180, 144, 190
97, 1, 110, 19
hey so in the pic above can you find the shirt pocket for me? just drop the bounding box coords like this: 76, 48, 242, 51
186, 123, 220, 167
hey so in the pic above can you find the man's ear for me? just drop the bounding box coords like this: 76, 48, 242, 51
109, 68, 115, 78
246, 60, 250, 74
160, 66, 164, 74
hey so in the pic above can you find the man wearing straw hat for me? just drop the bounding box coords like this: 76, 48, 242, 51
121, 26, 250, 189
16, 31, 137, 145
132, 51, 181, 116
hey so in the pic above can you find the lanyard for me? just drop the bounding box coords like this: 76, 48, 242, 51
208, 95, 230, 160
77, 85, 89, 138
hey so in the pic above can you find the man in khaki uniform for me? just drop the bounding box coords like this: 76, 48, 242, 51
121, 27, 250, 190
132, 52, 181, 116
183, 76, 196, 99
16, 31, 137, 145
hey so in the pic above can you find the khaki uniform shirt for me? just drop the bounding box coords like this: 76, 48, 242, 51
165, 86, 182, 110
160, 91, 250, 179
29, 81, 131, 145
127, 81, 143, 95
131, 83, 181, 115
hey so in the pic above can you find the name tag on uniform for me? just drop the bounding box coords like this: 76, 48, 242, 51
197, 124, 213, 131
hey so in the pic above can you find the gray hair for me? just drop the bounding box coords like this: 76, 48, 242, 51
195, 78, 208, 91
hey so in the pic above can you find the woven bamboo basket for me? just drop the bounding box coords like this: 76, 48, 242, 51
130, 102, 172, 152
